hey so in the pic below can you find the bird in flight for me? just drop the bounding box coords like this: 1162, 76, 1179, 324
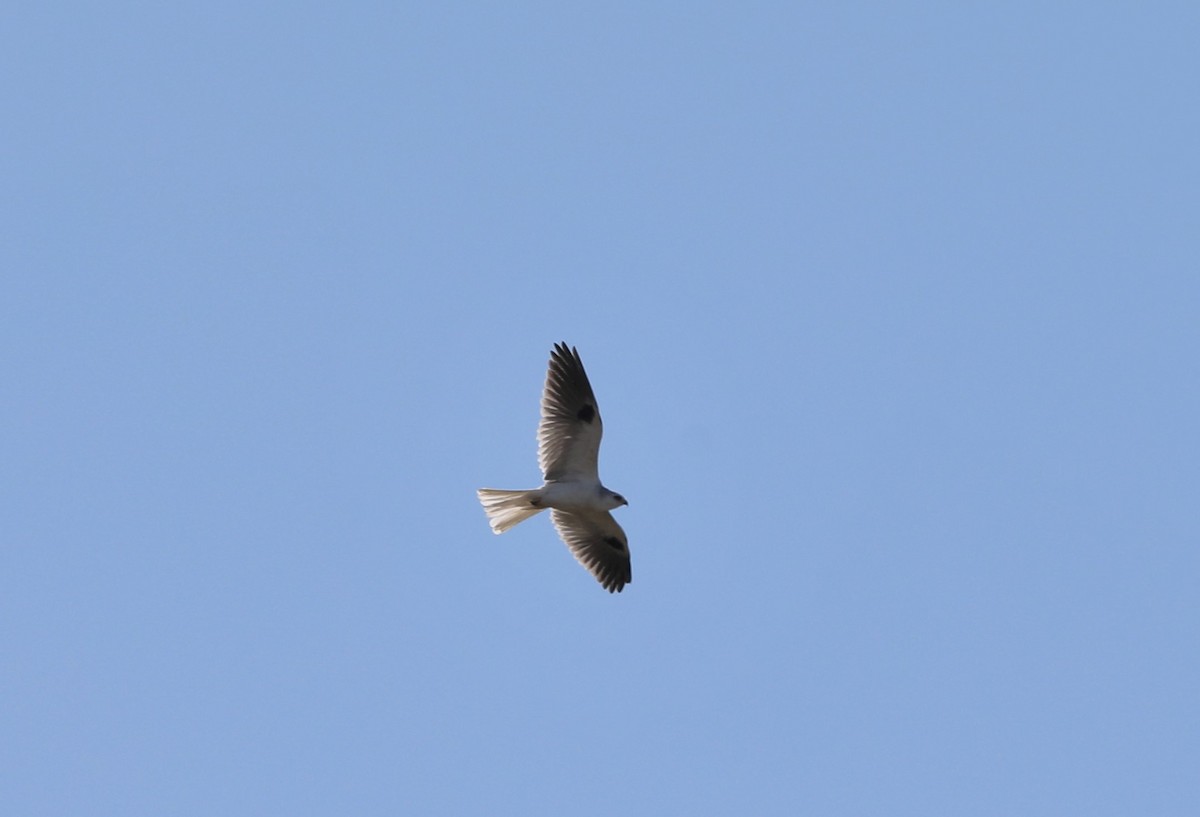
478, 343, 631, 593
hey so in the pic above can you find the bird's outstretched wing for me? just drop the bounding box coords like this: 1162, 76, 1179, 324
538, 343, 604, 482
550, 509, 631, 593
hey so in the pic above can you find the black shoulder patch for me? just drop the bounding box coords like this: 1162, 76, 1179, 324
603, 536, 625, 551
577, 404, 596, 423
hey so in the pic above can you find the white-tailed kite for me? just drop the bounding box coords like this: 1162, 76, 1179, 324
478, 343, 631, 593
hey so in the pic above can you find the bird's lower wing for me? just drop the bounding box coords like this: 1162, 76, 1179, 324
550, 509, 631, 593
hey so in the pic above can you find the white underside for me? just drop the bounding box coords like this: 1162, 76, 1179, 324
538, 480, 605, 513
477, 479, 612, 534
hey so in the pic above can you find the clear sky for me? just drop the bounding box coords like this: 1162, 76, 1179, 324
3, 3, 1198, 815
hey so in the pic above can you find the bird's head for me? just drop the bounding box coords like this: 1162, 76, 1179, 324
602, 489, 629, 510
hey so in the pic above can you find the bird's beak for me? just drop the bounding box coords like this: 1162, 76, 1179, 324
622, 498, 630, 507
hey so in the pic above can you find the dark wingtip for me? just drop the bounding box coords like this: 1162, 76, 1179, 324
549, 342, 579, 371
552, 342, 580, 361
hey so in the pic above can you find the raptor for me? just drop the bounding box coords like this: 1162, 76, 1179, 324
477, 343, 631, 592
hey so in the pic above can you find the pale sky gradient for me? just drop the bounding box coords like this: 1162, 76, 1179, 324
3, 3, 1198, 815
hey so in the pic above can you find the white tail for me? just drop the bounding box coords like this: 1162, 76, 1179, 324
477, 488, 544, 534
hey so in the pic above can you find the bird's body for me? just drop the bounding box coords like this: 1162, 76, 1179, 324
477, 343, 631, 593
539, 481, 626, 514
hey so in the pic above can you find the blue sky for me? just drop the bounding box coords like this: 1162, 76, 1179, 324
3, 3, 1198, 814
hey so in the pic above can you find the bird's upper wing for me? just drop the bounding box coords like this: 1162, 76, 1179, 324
550, 509, 631, 593
538, 343, 604, 482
